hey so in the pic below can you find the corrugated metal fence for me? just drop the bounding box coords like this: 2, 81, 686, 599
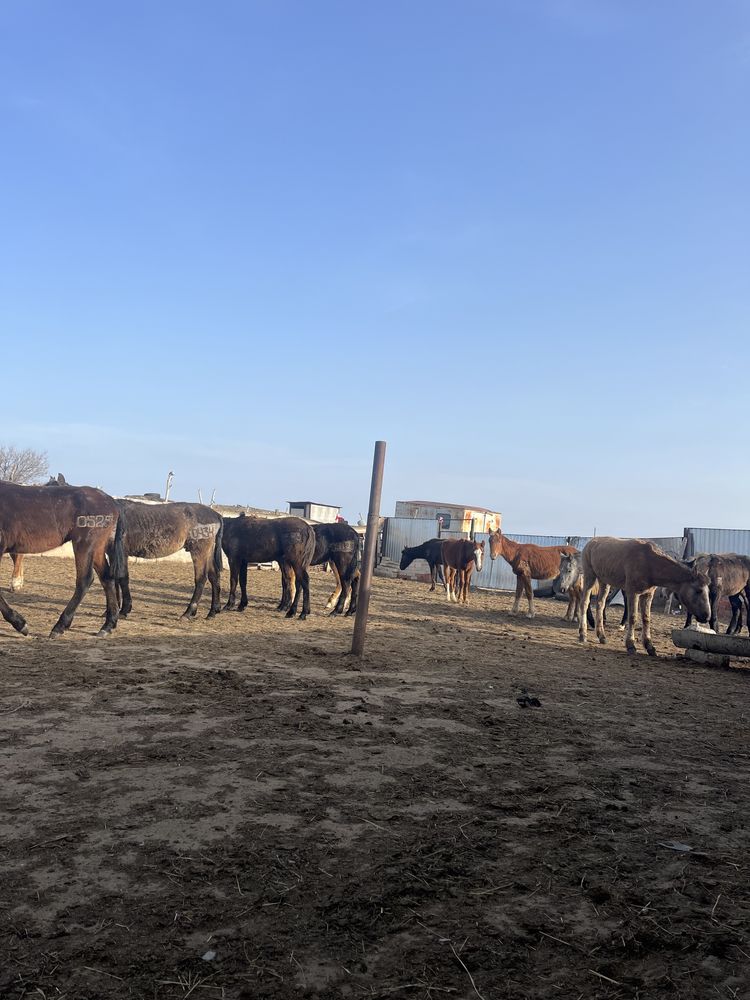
684, 528, 750, 558
382, 517, 687, 593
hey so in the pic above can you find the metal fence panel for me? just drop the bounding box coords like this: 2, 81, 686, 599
382, 518, 442, 563
685, 528, 750, 558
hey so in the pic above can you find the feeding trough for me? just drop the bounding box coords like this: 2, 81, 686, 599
672, 627, 750, 668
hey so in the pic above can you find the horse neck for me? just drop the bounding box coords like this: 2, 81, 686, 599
650, 549, 692, 585
498, 534, 519, 560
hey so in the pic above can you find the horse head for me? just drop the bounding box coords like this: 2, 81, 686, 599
556, 551, 581, 593
487, 528, 502, 561
473, 540, 485, 572
678, 569, 711, 624
399, 546, 411, 570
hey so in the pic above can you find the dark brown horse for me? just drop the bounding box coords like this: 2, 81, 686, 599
312, 522, 361, 615
0, 481, 125, 637
441, 538, 484, 603
115, 500, 224, 619
222, 514, 316, 620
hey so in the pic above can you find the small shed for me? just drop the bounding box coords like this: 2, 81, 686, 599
393, 500, 501, 535
288, 501, 341, 523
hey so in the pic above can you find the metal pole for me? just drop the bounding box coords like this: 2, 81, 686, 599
351, 440, 386, 657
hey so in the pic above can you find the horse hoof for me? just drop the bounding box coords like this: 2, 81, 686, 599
299, 613, 308, 621
19, 624, 30, 637
578, 635, 586, 644
49, 629, 63, 639
284, 609, 295, 619
646, 645, 657, 657
598, 636, 607, 645
96, 628, 111, 638
526, 613, 535, 619
626, 644, 637, 656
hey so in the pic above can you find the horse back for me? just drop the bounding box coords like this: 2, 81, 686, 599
0, 482, 118, 554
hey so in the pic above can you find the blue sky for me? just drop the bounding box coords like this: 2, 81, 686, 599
2, 0, 748, 535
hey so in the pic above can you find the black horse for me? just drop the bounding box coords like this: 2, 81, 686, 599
222, 514, 316, 620
312, 522, 361, 616
399, 538, 445, 590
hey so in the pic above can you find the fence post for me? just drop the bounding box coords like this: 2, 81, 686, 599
351, 441, 387, 657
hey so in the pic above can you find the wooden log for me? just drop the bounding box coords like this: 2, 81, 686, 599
682, 648, 731, 668
671, 628, 750, 658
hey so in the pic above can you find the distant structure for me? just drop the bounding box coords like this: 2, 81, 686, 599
287, 501, 342, 523
394, 499, 501, 536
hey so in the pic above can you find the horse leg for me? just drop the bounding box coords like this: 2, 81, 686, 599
429, 561, 437, 592
286, 564, 310, 619
623, 589, 639, 655
578, 573, 597, 644
10, 553, 24, 592
238, 560, 249, 611
511, 574, 523, 614
641, 589, 656, 656
182, 551, 209, 619
92, 546, 120, 636
708, 587, 721, 632
0, 546, 29, 634
523, 572, 534, 618
618, 592, 628, 630
224, 559, 238, 610
119, 562, 133, 618
206, 560, 221, 618
564, 587, 576, 622
50, 544, 96, 637
326, 563, 343, 612
278, 567, 294, 612
594, 584, 610, 644
346, 571, 360, 616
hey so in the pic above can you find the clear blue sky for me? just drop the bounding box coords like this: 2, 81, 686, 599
2, 1, 748, 535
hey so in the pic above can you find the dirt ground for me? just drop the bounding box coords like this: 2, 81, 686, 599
1, 557, 748, 1000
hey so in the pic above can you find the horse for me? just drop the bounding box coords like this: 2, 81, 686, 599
0, 480, 125, 637
683, 553, 750, 635
311, 522, 361, 616
222, 514, 316, 620
578, 537, 710, 656
441, 538, 484, 603
487, 529, 577, 618
399, 538, 445, 590
114, 500, 224, 619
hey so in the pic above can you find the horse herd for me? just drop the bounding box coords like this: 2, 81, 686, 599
3, 476, 749, 659
0, 478, 360, 638
401, 529, 750, 656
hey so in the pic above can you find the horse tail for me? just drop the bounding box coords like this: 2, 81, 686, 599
213, 518, 224, 575
108, 513, 127, 581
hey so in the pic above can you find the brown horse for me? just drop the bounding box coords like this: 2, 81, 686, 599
487, 529, 576, 618
311, 522, 361, 615
441, 538, 484, 603
579, 537, 710, 656
115, 500, 224, 619
222, 514, 316, 620
0, 481, 125, 637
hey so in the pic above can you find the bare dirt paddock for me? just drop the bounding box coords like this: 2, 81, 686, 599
1, 558, 748, 1000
